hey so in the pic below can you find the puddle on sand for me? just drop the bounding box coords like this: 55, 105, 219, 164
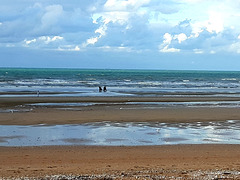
0, 120, 240, 146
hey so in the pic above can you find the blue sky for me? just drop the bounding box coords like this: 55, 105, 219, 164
1, 0, 240, 70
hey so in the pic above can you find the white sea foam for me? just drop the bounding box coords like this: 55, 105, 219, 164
222, 78, 237, 81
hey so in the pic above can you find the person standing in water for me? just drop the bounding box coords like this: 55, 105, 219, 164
103, 86, 107, 92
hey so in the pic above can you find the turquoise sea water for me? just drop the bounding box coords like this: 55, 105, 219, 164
1, 68, 240, 97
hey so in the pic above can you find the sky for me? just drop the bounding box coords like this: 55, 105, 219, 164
1, 0, 240, 70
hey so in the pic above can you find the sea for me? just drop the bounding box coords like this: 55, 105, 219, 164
1, 68, 240, 97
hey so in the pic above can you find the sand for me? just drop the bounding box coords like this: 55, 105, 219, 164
1, 96, 240, 125
1, 145, 240, 179
1, 96, 240, 179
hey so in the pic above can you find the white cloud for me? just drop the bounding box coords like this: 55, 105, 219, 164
190, 11, 224, 38
87, 0, 151, 50
93, 0, 150, 28
95, 1, 149, 26
163, 33, 172, 44
159, 33, 180, 53
159, 32, 188, 53
95, 26, 107, 36
43, 36, 62, 43
24, 39, 37, 45
160, 46, 180, 53
191, 22, 204, 38
23, 35, 64, 49
74, 45, 80, 51
205, 11, 224, 34
82, 23, 108, 47
52, 36, 63, 41
39, 36, 64, 44
174, 33, 187, 43
86, 37, 99, 45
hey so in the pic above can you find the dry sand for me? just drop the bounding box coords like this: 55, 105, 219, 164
1, 145, 240, 179
1, 96, 240, 179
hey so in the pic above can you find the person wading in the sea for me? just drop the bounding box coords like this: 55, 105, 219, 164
103, 86, 107, 92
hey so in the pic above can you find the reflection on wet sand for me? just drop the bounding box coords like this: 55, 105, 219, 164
0, 120, 240, 146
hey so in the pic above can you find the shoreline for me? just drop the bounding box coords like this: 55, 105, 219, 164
3, 95, 240, 103
1, 144, 240, 178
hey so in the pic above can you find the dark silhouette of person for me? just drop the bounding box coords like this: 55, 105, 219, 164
99, 86, 102, 92
103, 86, 107, 92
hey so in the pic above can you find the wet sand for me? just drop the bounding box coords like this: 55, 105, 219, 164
2, 96, 240, 106
2, 106, 240, 125
1, 96, 240, 125
1, 96, 240, 178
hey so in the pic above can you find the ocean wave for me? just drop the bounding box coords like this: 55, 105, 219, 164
222, 78, 238, 81
1, 79, 239, 90
1, 69, 240, 96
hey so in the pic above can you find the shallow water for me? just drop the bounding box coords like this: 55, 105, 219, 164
29, 101, 240, 108
1, 100, 239, 113
0, 120, 240, 146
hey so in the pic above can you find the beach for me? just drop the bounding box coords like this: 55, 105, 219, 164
1, 96, 240, 179
1, 145, 240, 179
1, 69, 240, 178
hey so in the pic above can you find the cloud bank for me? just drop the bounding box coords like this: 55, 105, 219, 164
1, 0, 240, 56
